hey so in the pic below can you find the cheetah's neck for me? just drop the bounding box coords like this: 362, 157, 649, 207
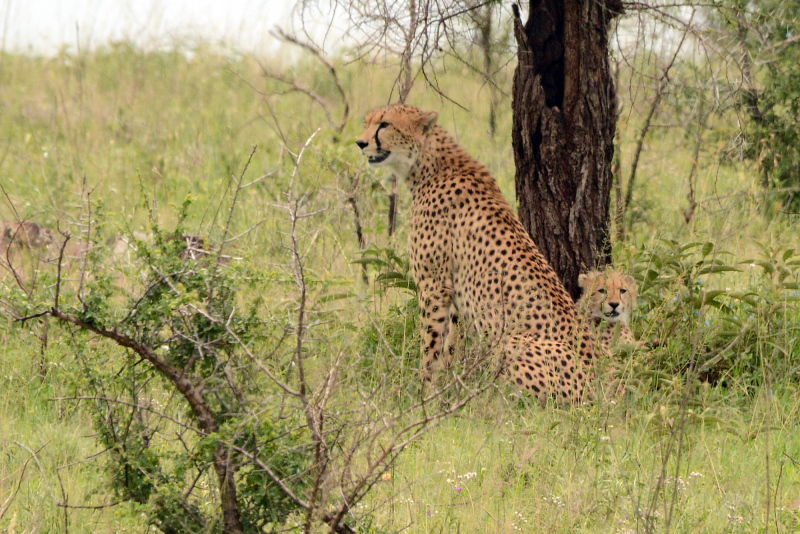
405, 126, 491, 194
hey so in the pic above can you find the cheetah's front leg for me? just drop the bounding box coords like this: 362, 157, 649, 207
417, 278, 456, 384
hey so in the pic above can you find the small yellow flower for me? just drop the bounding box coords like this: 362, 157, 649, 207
381, 473, 392, 481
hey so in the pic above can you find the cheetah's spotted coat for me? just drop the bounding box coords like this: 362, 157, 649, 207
356, 104, 604, 403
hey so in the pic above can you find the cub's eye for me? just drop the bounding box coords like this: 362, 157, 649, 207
620, 288, 627, 294
379, 121, 390, 129
598, 288, 606, 294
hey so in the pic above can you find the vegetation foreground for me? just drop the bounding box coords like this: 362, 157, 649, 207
1, 43, 800, 533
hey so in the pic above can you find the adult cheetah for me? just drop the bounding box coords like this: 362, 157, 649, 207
356, 104, 604, 403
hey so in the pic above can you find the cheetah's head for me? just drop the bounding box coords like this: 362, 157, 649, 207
578, 269, 637, 325
355, 104, 439, 178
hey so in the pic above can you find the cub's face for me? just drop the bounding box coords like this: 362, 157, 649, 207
578, 270, 637, 324
355, 104, 438, 178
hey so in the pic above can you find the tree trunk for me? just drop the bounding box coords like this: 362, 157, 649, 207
214, 444, 244, 534
511, 0, 620, 300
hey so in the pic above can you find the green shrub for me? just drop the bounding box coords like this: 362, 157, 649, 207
622, 240, 800, 389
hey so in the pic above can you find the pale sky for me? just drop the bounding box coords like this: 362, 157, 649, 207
1, 0, 295, 55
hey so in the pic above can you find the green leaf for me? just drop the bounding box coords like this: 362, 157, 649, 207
696, 264, 741, 275
386, 280, 418, 292
720, 316, 743, 327
376, 272, 417, 292
352, 257, 386, 266
728, 291, 762, 306
680, 242, 705, 252
752, 261, 775, 274
318, 292, 354, 303
376, 272, 409, 282
702, 290, 729, 304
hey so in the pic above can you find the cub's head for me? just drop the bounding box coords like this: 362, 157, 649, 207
355, 104, 439, 178
578, 269, 637, 324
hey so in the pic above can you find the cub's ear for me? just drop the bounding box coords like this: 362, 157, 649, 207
419, 110, 439, 133
578, 273, 589, 288
624, 275, 637, 295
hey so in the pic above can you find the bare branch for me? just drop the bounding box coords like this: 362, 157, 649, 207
620, 8, 695, 237
0, 446, 36, 521
273, 28, 350, 134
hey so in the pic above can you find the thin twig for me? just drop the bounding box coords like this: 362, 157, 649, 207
48, 396, 205, 436
209, 145, 257, 302
0, 451, 34, 521
621, 9, 695, 237
273, 29, 350, 134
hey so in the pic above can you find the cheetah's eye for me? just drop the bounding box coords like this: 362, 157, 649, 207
597, 288, 606, 294
379, 121, 390, 129
620, 288, 627, 294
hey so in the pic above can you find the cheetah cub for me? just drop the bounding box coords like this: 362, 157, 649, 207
356, 104, 604, 404
578, 269, 644, 352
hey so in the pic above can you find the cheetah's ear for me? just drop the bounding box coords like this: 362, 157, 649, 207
419, 110, 439, 133
578, 273, 589, 289
624, 275, 637, 294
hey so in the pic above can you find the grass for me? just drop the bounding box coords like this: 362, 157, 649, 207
1, 40, 800, 533
375, 392, 800, 533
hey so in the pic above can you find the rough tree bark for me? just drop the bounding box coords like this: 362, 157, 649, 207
511, 0, 621, 300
